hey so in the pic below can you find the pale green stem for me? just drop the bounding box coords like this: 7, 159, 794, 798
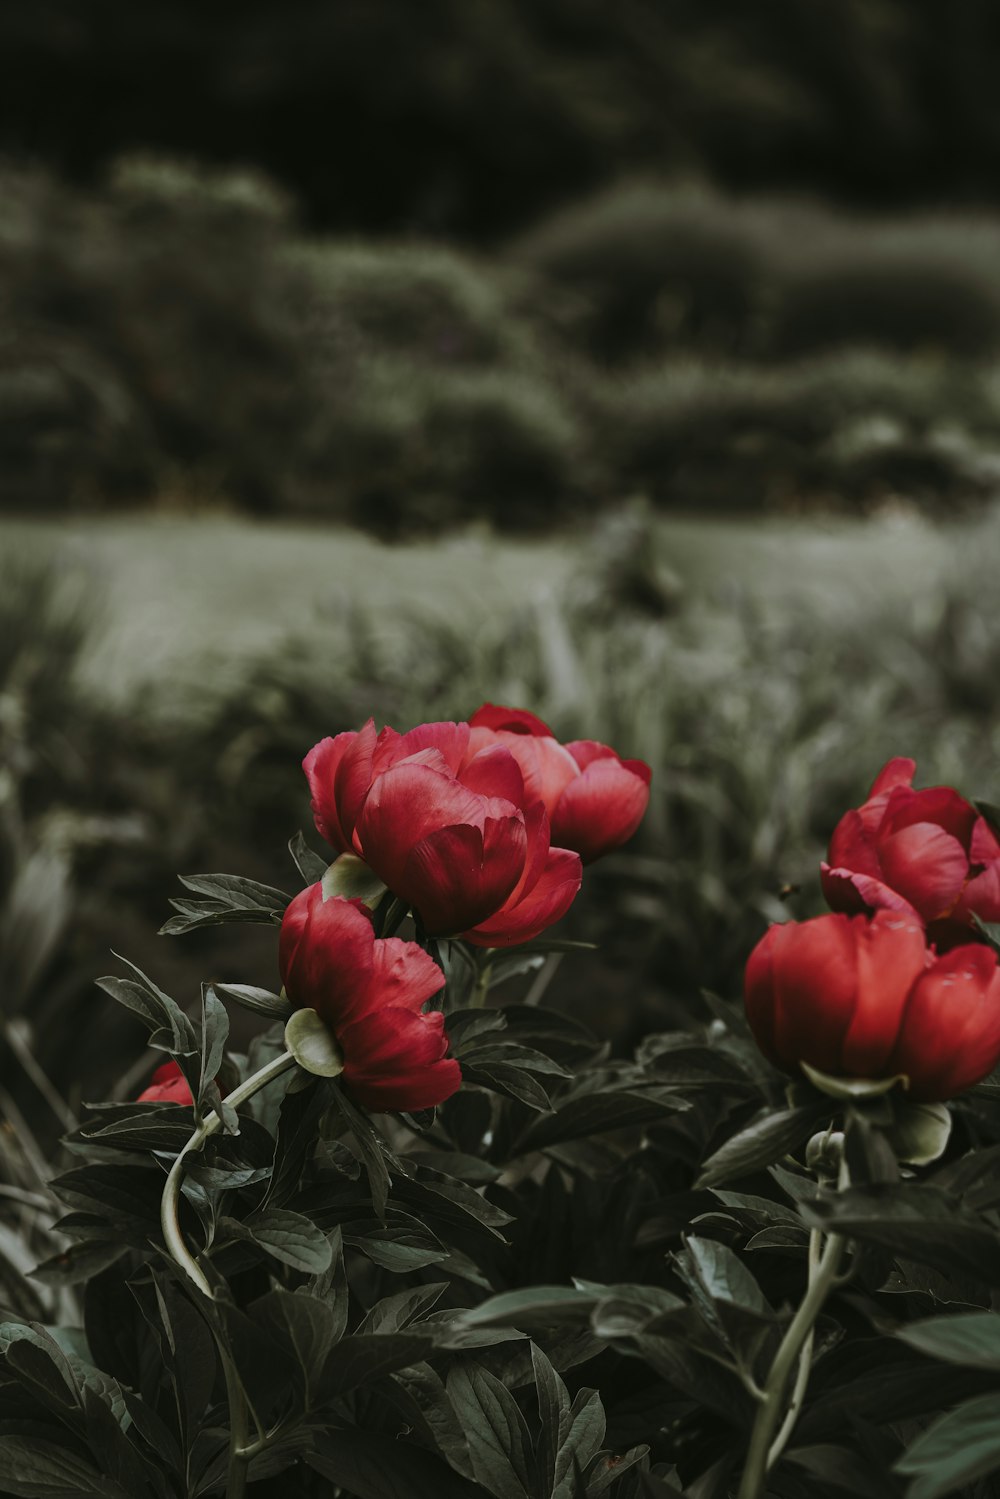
471, 959, 494, 1008
159, 1047, 299, 1499
736, 1161, 850, 1499
523, 951, 562, 1007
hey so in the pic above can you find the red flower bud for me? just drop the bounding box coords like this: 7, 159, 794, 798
137, 1060, 194, 1106
279, 886, 461, 1112
468, 704, 651, 864
744, 909, 1000, 1100
822, 757, 1000, 945
304, 718, 582, 942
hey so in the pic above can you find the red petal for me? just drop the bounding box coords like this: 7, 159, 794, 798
971, 816, 1000, 865
391, 720, 470, 774
882, 786, 977, 847
367, 937, 446, 1014
354, 761, 503, 890
877, 822, 969, 921
334, 718, 384, 839
953, 861, 1000, 926
744, 925, 781, 1065
492, 733, 579, 816
464, 844, 582, 947
550, 756, 651, 863
469, 703, 554, 737
304, 732, 361, 852
341, 1007, 462, 1110
768, 913, 860, 1075
842, 910, 928, 1076
821, 864, 924, 923
458, 744, 526, 806
826, 809, 882, 883
279, 886, 377, 1027
868, 758, 916, 799
137, 1060, 194, 1106
401, 816, 527, 935
891, 944, 1000, 1099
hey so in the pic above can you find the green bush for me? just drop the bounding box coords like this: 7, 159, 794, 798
514, 181, 766, 361
600, 352, 1000, 511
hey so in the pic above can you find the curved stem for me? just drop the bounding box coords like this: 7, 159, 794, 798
736, 1160, 850, 1499
159, 1049, 298, 1295
158, 1048, 299, 1499
765, 1228, 822, 1470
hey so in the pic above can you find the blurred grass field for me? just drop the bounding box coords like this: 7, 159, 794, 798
0, 504, 982, 705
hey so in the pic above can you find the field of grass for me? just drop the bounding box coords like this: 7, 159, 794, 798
2, 504, 987, 705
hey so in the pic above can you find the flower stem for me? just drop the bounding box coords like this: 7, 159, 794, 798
471, 959, 494, 1008
158, 1047, 299, 1499
736, 1163, 849, 1499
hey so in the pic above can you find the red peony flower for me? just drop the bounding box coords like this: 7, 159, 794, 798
467, 703, 651, 864
822, 757, 1000, 945
303, 718, 582, 943
137, 1060, 194, 1106
279, 885, 461, 1111
744, 909, 1000, 1101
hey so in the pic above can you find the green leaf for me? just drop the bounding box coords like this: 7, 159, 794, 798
284, 1008, 344, 1077
680, 1236, 774, 1321
696, 1102, 835, 1188
553, 1386, 606, 1498
461, 1287, 602, 1329
517, 1088, 687, 1152
253, 1288, 339, 1408
356, 1283, 448, 1336
318, 1332, 432, 1402
462, 1061, 553, 1112
198, 984, 228, 1108
898, 1312, 1000, 1370
226, 1208, 334, 1273
96, 957, 198, 1056
160, 872, 290, 934
895, 1392, 1000, 1499
306, 1428, 479, 1499
330, 1086, 394, 1220
209, 983, 292, 1021
322, 853, 387, 908
447, 1362, 536, 1499
801, 1184, 1000, 1283
289, 831, 329, 885
531, 1343, 571, 1495
0, 1437, 124, 1498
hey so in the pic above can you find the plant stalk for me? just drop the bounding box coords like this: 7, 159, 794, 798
735, 1162, 849, 1499
159, 1047, 299, 1499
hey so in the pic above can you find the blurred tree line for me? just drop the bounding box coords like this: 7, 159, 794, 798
4, 0, 1000, 239
5, 157, 1000, 529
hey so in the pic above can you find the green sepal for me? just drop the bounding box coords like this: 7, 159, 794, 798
284, 1009, 345, 1077
322, 853, 388, 909
888, 1099, 952, 1166
801, 1062, 910, 1100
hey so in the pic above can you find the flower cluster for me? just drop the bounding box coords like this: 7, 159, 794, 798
746, 758, 1000, 1100
139, 704, 649, 1117
304, 704, 649, 943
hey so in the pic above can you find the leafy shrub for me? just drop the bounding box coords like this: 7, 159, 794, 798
600, 352, 1000, 512
514, 181, 766, 361
769, 242, 1000, 361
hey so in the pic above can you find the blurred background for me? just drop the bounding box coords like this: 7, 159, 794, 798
5, 0, 1000, 1138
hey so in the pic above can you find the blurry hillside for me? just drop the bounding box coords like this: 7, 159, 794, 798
5, 160, 1000, 529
